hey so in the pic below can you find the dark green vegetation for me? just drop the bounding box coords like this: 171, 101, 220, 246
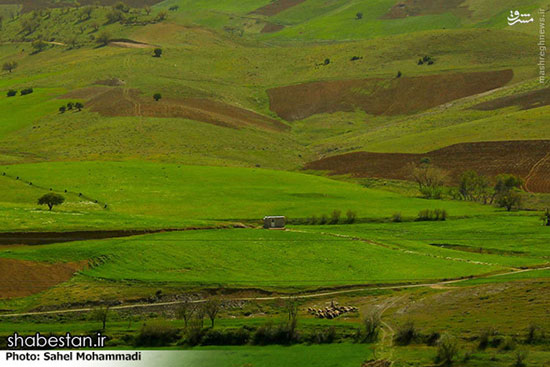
1, 0, 550, 365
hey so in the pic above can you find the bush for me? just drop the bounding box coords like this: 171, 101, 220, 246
330, 210, 341, 224
153, 93, 162, 101
424, 331, 441, 346
416, 209, 447, 221
306, 327, 337, 344
499, 336, 516, 351
252, 322, 298, 345
525, 324, 543, 344
394, 321, 418, 346
96, 31, 111, 45
200, 328, 250, 346
478, 327, 498, 350
135, 319, 179, 347
319, 214, 328, 225
153, 48, 162, 57
20, 87, 33, 95
345, 210, 357, 224
435, 333, 459, 366
391, 212, 403, 222
356, 311, 380, 343
512, 350, 528, 367
7, 89, 17, 97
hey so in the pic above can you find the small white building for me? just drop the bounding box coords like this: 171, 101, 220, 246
263, 216, 286, 229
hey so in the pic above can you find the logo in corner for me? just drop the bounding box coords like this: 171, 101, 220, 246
507, 10, 534, 26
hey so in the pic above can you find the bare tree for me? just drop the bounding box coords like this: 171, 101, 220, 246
176, 299, 197, 328
90, 306, 110, 331
408, 163, 448, 199
204, 299, 221, 328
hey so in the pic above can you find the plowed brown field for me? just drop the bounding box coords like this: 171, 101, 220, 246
267, 70, 513, 121
61, 88, 288, 131
381, 0, 470, 19
0, 258, 87, 298
250, 0, 306, 16
472, 88, 550, 111
305, 140, 550, 193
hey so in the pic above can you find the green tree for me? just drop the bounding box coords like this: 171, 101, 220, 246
153, 48, 162, 57
37, 193, 65, 210
89, 306, 110, 331
31, 39, 48, 53
59, 106, 66, 113
75, 102, 84, 111
153, 93, 162, 101
2, 61, 17, 73
96, 31, 111, 46
204, 299, 221, 328
497, 190, 522, 211
355, 12, 363, 20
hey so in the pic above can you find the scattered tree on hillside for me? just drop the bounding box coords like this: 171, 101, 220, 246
435, 333, 459, 366
79, 6, 93, 21
153, 93, 162, 101
37, 193, 65, 211
2, 61, 17, 73
106, 9, 124, 24
96, 31, 111, 46
396, 70, 402, 78
204, 299, 221, 328
144, 6, 152, 15
75, 102, 84, 111
169, 5, 179, 11
497, 190, 522, 212
153, 48, 162, 57
20, 87, 33, 95
355, 12, 363, 20
31, 39, 48, 54
59, 106, 66, 113
67, 102, 74, 110
91, 21, 100, 32
408, 163, 448, 199
90, 306, 110, 331
458, 170, 492, 204
7, 89, 17, 97
156, 10, 168, 21
114, 2, 130, 13
542, 209, 550, 226
20, 17, 39, 35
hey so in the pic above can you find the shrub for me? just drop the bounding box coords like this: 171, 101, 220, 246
201, 328, 250, 346
416, 209, 447, 222
153, 93, 162, 101
355, 12, 363, 20
252, 322, 298, 345
96, 31, 111, 45
435, 333, 459, 366
424, 331, 441, 346
135, 319, 179, 347
323, 58, 330, 65
512, 350, 528, 367
391, 212, 403, 222
350, 56, 363, 61
67, 102, 74, 110
306, 327, 336, 344
182, 318, 204, 346
356, 311, 381, 343
2, 61, 17, 73
75, 102, 84, 111
153, 48, 162, 57
478, 327, 498, 350
345, 210, 357, 224
7, 89, 17, 97
525, 324, 543, 344
20, 87, 33, 95
319, 214, 328, 225
59, 106, 66, 113
396, 71, 402, 78
394, 321, 418, 346
330, 210, 341, 224
499, 336, 516, 351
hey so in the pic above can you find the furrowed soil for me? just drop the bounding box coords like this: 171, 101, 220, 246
0, 258, 87, 298
381, 0, 470, 19
267, 70, 513, 121
305, 140, 550, 193
0, 0, 161, 12
60, 88, 288, 131
250, 0, 306, 16
471, 88, 550, 111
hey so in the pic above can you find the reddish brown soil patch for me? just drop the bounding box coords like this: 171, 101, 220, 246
267, 70, 513, 121
59, 86, 110, 100
471, 88, 550, 111
61, 88, 288, 131
0, 258, 87, 298
261, 22, 285, 33
381, 0, 470, 19
305, 140, 550, 193
250, 0, 306, 16
94, 78, 125, 87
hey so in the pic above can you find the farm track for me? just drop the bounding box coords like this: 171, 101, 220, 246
1, 266, 549, 318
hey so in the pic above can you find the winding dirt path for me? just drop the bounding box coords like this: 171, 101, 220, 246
1, 266, 549, 318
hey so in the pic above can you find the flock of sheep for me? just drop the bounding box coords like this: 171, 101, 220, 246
307, 302, 358, 319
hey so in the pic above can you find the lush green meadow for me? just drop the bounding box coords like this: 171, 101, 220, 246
0, 161, 500, 231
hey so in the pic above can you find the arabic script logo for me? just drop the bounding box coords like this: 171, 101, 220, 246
507, 10, 534, 26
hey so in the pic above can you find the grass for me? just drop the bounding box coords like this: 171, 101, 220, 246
0, 161, 501, 231
0, 228, 509, 287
